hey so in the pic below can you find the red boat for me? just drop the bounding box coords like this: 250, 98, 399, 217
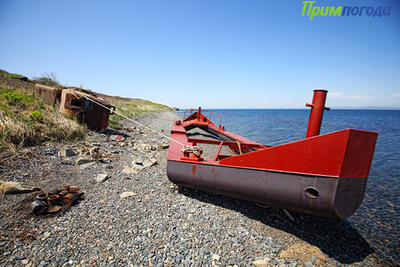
167, 90, 378, 219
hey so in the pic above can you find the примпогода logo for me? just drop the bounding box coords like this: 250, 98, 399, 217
301, 1, 392, 20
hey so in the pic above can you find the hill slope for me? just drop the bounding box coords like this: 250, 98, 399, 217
0, 69, 172, 152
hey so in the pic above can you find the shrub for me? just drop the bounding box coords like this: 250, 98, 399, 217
30, 111, 43, 121
32, 73, 60, 87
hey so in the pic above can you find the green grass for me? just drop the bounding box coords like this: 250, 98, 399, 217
104, 96, 172, 129
0, 69, 25, 79
109, 113, 124, 129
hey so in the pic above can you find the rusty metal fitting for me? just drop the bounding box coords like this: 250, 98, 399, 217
63, 193, 77, 207
62, 195, 73, 207
31, 200, 48, 216
68, 186, 80, 193
36, 193, 48, 201
59, 190, 69, 196
61, 186, 70, 191
47, 194, 61, 206
49, 188, 61, 195
47, 206, 62, 214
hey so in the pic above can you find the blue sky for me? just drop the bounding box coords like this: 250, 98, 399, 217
1, 0, 399, 108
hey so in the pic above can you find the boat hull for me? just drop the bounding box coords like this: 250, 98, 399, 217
167, 160, 367, 220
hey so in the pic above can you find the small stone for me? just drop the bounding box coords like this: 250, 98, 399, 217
58, 148, 76, 157
212, 254, 220, 261
60, 160, 74, 165
96, 173, 110, 183
122, 166, 139, 175
252, 259, 270, 267
304, 262, 312, 267
143, 158, 157, 168
43, 232, 51, 238
21, 260, 29, 265
75, 156, 95, 165
120, 192, 136, 199
162, 143, 169, 149
79, 161, 96, 170
111, 135, 126, 142
15, 255, 25, 260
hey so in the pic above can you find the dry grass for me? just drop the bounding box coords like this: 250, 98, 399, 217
0, 87, 86, 153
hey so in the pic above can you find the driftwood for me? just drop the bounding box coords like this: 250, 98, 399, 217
0, 181, 40, 194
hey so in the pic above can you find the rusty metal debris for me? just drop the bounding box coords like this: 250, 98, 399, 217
60, 88, 115, 131
33, 84, 62, 106
31, 186, 84, 216
31, 200, 48, 216
32, 84, 115, 131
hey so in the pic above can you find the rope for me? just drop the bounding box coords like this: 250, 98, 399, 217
71, 91, 186, 147
181, 145, 202, 156
235, 141, 242, 155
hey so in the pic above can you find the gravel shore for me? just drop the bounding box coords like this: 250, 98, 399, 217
0, 111, 394, 266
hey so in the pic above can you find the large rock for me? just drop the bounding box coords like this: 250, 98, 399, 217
280, 242, 326, 265
132, 155, 157, 170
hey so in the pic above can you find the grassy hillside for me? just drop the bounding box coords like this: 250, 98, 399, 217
98, 94, 172, 129
0, 69, 173, 151
0, 70, 85, 153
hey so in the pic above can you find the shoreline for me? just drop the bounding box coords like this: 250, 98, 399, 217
0, 111, 394, 266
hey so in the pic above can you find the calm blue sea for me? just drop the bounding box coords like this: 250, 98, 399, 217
201, 109, 400, 262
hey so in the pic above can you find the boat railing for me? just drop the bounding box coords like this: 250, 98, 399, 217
182, 108, 223, 126
187, 137, 269, 161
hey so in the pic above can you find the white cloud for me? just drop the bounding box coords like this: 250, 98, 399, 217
329, 91, 374, 100
392, 93, 400, 98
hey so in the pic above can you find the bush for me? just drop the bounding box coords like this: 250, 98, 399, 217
32, 73, 60, 87
2, 92, 23, 104
30, 111, 43, 121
